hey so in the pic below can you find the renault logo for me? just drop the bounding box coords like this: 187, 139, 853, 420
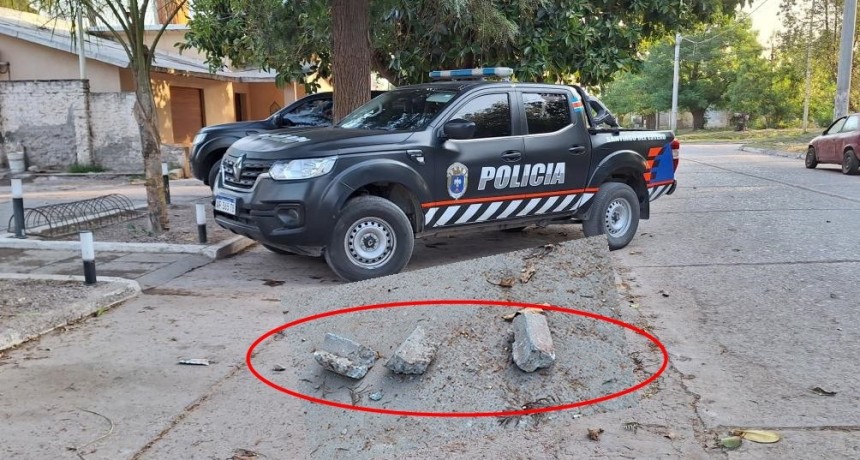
232, 154, 246, 179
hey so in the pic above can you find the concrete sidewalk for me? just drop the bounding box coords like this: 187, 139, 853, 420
0, 175, 256, 285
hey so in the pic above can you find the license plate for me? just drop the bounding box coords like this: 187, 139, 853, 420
214, 195, 236, 215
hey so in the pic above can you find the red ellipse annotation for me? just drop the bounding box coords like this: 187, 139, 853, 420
245, 299, 669, 418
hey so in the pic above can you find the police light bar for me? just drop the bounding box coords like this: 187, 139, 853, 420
429, 67, 514, 80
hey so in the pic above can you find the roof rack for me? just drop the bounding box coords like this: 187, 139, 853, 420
428, 67, 514, 81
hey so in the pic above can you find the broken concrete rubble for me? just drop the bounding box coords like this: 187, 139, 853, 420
512, 311, 556, 372
313, 333, 377, 379
385, 326, 437, 375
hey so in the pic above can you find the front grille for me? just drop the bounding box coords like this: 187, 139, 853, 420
222, 156, 274, 189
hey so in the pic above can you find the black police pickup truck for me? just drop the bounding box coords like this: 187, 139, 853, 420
191, 91, 384, 187
213, 68, 678, 281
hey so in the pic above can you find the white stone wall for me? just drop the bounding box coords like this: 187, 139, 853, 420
90, 92, 143, 172
0, 80, 160, 173
0, 80, 93, 169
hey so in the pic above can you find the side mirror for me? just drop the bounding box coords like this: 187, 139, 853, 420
443, 119, 476, 140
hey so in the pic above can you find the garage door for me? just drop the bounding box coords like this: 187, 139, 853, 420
170, 87, 205, 144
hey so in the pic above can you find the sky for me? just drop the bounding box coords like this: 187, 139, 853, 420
747, 0, 785, 45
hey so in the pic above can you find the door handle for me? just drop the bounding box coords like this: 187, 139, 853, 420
501, 151, 523, 162
569, 145, 587, 155
407, 149, 426, 165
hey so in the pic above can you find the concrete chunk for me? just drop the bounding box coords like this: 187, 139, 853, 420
322, 333, 377, 366
385, 326, 437, 375
512, 312, 555, 372
313, 350, 370, 379
313, 333, 377, 379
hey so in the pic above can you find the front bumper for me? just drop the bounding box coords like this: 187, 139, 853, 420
212, 174, 338, 248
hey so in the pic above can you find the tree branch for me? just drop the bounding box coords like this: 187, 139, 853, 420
81, 1, 134, 60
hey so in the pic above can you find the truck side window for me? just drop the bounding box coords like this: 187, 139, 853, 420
523, 93, 570, 134
449, 94, 511, 139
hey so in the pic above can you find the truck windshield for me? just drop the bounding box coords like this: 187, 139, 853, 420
337, 88, 457, 131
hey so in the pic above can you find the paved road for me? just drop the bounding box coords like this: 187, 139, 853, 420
1, 144, 858, 458
614, 144, 860, 458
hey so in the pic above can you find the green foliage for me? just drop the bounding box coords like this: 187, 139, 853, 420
775, 0, 851, 126
604, 17, 780, 129
68, 163, 106, 173
183, 0, 748, 90
0, 0, 36, 12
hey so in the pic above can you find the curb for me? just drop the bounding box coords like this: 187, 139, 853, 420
0, 273, 141, 351
0, 235, 257, 260
738, 145, 804, 160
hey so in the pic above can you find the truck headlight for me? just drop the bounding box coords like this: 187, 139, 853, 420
192, 133, 207, 145
269, 156, 337, 180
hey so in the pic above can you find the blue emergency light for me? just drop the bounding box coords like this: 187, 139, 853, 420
429, 67, 514, 80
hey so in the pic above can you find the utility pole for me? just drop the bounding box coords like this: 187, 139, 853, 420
803, 0, 815, 131
834, 0, 857, 118
671, 32, 681, 131
77, 1, 87, 79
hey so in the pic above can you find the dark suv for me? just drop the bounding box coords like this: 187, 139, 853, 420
190, 91, 385, 187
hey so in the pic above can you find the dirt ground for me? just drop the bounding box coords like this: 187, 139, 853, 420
0, 279, 96, 320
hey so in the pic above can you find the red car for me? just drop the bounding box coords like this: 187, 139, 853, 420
806, 114, 860, 174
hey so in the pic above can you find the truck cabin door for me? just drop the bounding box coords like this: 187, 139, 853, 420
517, 90, 592, 215
426, 91, 527, 229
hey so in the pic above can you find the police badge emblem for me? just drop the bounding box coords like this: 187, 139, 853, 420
446, 162, 468, 199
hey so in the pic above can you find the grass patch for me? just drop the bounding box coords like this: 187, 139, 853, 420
68, 163, 107, 173
676, 128, 819, 153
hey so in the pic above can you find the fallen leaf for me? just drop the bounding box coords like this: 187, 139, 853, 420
810, 387, 837, 396
272, 365, 286, 372
486, 276, 516, 288
664, 431, 677, 440
232, 448, 260, 459
262, 279, 285, 287
731, 429, 780, 444
658, 289, 670, 297
520, 263, 537, 283
720, 436, 742, 449
587, 428, 604, 441
629, 302, 640, 309
499, 277, 516, 288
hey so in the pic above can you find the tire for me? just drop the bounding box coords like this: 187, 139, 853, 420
582, 182, 640, 250
805, 147, 818, 169
324, 196, 414, 281
842, 150, 859, 175
208, 159, 222, 189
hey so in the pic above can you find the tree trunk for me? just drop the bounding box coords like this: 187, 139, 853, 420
645, 113, 656, 130
132, 61, 169, 233
371, 50, 399, 86
691, 109, 707, 130
331, 0, 371, 122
